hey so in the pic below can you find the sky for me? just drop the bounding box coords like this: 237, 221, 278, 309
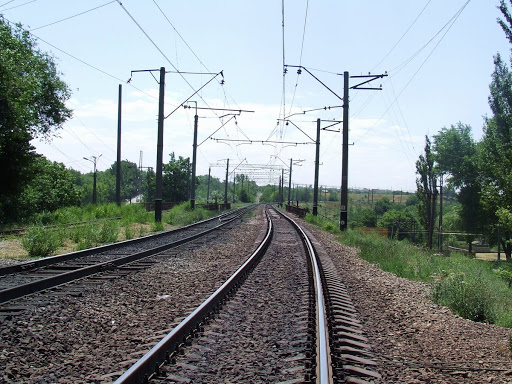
2, 0, 510, 191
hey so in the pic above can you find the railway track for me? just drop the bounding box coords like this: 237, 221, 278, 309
114, 206, 381, 383
0, 205, 254, 310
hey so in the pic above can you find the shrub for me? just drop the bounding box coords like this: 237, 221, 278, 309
21, 226, 62, 257
97, 220, 119, 244
495, 268, 512, 288
165, 203, 214, 226
432, 271, 496, 323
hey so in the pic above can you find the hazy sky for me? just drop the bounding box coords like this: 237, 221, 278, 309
2, 0, 510, 191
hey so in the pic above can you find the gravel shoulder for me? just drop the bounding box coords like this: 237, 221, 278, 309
302, 222, 512, 384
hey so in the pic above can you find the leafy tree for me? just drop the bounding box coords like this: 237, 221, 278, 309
473, 2, 512, 259
350, 206, 377, 228
416, 136, 438, 249
374, 197, 392, 216
109, 160, 140, 202
162, 152, 190, 203
378, 209, 419, 241
0, 18, 71, 222
19, 156, 81, 215
433, 123, 484, 251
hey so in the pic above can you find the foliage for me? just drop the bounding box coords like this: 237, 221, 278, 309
19, 156, 81, 214
108, 160, 140, 202
73, 220, 119, 250
416, 136, 438, 249
0, 18, 72, 223
377, 208, 419, 241
495, 267, 512, 288
433, 123, 483, 249
162, 152, 190, 203
164, 202, 217, 226
22, 225, 63, 257
333, 228, 512, 327
349, 206, 377, 228
373, 197, 392, 216
304, 213, 340, 234
432, 271, 496, 323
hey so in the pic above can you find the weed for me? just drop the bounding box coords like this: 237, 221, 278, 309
21, 226, 62, 257
124, 225, 133, 240
151, 221, 164, 232
432, 271, 496, 323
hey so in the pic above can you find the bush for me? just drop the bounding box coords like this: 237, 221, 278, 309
432, 271, 496, 323
165, 203, 214, 226
22, 226, 62, 257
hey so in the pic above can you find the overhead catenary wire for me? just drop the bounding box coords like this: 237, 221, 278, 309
371, 0, 432, 72
30, 1, 116, 32
0, 18, 172, 106
0, 0, 36, 12
352, 0, 471, 145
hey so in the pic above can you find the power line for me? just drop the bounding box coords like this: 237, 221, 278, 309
287, 0, 310, 116
389, 0, 470, 75
30, 1, 116, 31
352, 0, 471, 144
371, 0, 432, 72
0, 17, 168, 104
0, 0, 36, 11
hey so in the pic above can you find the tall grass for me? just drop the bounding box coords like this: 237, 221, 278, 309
307, 221, 512, 328
164, 202, 216, 226
21, 225, 64, 257
31, 203, 152, 226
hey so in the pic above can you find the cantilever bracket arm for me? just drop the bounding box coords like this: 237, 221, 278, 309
350, 73, 388, 90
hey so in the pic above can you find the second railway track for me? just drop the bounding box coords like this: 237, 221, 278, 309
0, 205, 254, 307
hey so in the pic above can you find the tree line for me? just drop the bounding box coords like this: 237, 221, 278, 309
415, 1, 512, 259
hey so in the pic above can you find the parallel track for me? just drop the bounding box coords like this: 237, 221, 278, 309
114, 206, 381, 383
0, 206, 255, 305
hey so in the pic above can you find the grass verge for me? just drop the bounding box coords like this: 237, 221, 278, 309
305, 213, 512, 328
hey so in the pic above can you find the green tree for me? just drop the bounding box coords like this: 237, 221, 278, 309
374, 197, 392, 216
416, 136, 438, 249
433, 123, 483, 251
162, 152, 190, 203
378, 209, 419, 241
109, 160, 140, 202
19, 156, 81, 214
475, 1, 512, 259
0, 18, 71, 222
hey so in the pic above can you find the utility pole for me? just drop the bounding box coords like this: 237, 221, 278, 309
191, 113, 198, 209
281, 168, 285, 207
206, 166, 211, 203
340, 72, 350, 230
155, 67, 165, 222
224, 159, 229, 204
288, 158, 292, 206
313, 118, 321, 215
439, 176, 443, 253
84, 154, 102, 204
233, 173, 236, 203
116, 84, 122, 206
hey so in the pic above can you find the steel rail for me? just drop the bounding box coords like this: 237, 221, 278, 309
0, 206, 255, 304
274, 208, 332, 384
0, 206, 254, 277
114, 209, 273, 384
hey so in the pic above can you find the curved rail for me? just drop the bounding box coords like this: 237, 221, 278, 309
273, 207, 332, 383
0, 205, 256, 304
114, 209, 274, 384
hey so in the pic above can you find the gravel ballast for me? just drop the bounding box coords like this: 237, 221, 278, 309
303, 223, 512, 383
